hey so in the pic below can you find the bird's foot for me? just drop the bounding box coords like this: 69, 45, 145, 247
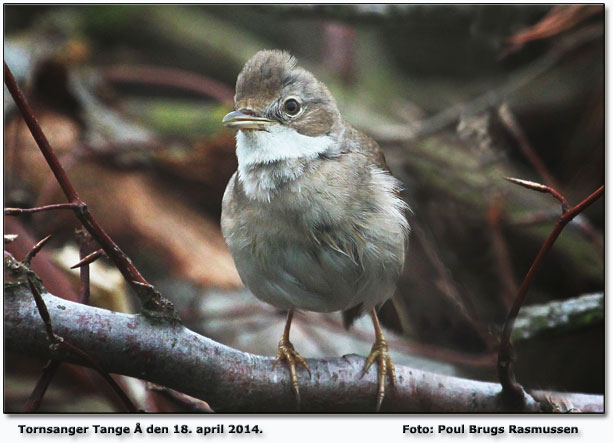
273, 338, 311, 409
361, 336, 396, 411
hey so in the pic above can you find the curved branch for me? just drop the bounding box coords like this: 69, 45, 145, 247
4, 286, 603, 413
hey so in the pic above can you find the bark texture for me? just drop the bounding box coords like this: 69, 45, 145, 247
4, 286, 603, 413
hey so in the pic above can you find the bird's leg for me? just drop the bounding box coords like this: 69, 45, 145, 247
361, 307, 396, 411
272, 310, 311, 408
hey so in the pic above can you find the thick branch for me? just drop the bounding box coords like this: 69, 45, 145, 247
513, 292, 603, 341
4, 287, 602, 413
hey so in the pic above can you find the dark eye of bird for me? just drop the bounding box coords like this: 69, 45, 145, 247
283, 98, 301, 116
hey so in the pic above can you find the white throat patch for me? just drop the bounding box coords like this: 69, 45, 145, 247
236, 125, 334, 201
236, 125, 334, 166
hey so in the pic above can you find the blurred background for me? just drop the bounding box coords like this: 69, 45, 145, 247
3, 4, 604, 412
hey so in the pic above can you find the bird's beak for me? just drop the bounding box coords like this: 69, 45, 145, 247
222, 110, 276, 130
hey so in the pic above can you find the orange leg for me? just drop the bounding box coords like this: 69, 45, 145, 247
361, 308, 396, 411
272, 310, 311, 409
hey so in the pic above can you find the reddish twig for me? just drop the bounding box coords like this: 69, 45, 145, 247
23, 234, 53, 266
27, 276, 57, 343
4, 60, 177, 319
504, 177, 569, 211
103, 64, 234, 106
5, 203, 83, 215
146, 383, 214, 413
501, 5, 603, 57
23, 360, 62, 412
25, 275, 137, 412
498, 104, 562, 190
497, 183, 604, 405
411, 219, 495, 348
59, 341, 138, 412
499, 105, 604, 254
76, 231, 92, 305
71, 248, 106, 270
487, 196, 518, 308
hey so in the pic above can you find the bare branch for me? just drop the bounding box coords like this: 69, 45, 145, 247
505, 177, 569, 211
4, 60, 177, 320
4, 286, 602, 413
22, 268, 137, 412
5, 203, 83, 215
499, 104, 604, 253
497, 184, 604, 405
76, 233, 93, 304
26, 276, 57, 343
23, 360, 62, 412
498, 104, 562, 190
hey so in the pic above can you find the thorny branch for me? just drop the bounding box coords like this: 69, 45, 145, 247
4, 60, 177, 320
12, 250, 138, 412
5, 286, 603, 413
4, 59, 172, 411
498, 104, 604, 253
497, 181, 604, 406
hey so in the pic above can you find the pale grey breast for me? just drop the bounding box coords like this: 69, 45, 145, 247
221, 149, 408, 314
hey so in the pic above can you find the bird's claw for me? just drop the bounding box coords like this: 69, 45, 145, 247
361, 337, 396, 411
273, 338, 311, 409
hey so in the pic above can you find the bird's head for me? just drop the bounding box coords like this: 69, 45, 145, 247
223, 50, 342, 138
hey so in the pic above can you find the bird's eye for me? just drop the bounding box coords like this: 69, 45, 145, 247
283, 98, 301, 116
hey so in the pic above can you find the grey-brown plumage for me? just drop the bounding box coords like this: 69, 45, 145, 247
221, 50, 409, 410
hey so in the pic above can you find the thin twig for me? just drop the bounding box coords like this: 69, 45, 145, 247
25, 270, 137, 412
58, 341, 138, 412
146, 383, 214, 413
505, 177, 569, 211
5, 203, 83, 215
497, 183, 604, 405
411, 219, 495, 348
27, 276, 57, 343
498, 104, 562, 190
77, 232, 92, 304
487, 196, 518, 308
23, 234, 53, 266
4, 60, 177, 319
103, 64, 234, 106
389, 24, 603, 143
499, 104, 604, 254
23, 360, 62, 412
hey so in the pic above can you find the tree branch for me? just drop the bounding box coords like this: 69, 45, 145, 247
4, 60, 177, 320
497, 183, 604, 405
4, 286, 603, 413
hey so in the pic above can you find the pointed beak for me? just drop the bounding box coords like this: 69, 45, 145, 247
222, 110, 276, 130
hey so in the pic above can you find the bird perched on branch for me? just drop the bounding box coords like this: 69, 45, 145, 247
221, 50, 409, 411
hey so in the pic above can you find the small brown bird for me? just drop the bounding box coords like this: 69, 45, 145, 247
221, 50, 409, 411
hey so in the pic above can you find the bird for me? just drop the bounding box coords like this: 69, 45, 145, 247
220, 50, 409, 411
